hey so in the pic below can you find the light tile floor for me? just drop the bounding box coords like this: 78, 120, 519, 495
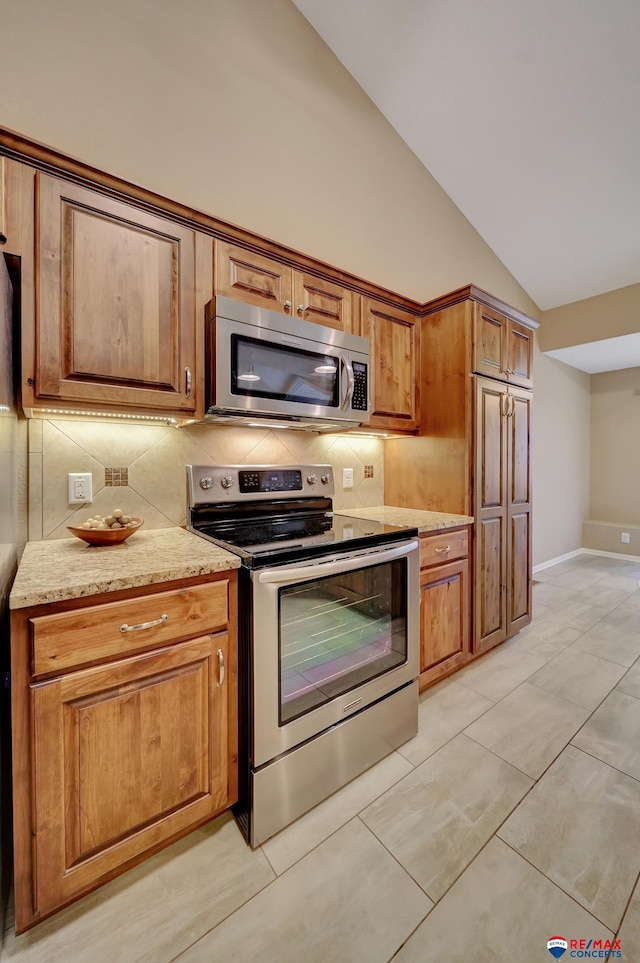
3, 552, 640, 962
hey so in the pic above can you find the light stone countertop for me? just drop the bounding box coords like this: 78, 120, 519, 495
10, 527, 241, 609
338, 506, 474, 534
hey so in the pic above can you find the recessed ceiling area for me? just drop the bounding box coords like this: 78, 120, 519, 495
545, 332, 640, 374
292, 0, 640, 311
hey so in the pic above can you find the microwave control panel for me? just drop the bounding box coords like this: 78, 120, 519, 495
351, 362, 369, 411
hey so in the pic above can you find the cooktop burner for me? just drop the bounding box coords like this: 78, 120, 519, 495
186, 463, 417, 568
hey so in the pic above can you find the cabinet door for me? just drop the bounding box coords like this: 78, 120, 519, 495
473, 377, 508, 653
0, 156, 25, 255
34, 174, 199, 412
506, 387, 532, 634
215, 241, 293, 313
0, 157, 8, 248
473, 303, 508, 381
30, 633, 235, 916
506, 320, 534, 388
419, 558, 470, 688
293, 271, 355, 331
361, 298, 420, 432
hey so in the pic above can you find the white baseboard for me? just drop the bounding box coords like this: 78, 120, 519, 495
581, 548, 640, 562
534, 547, 640, 573
533, 549, 584, 573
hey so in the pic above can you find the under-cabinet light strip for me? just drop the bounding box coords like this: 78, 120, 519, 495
38, 408, 177, 424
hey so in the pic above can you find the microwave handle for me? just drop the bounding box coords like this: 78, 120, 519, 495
340, 356, 355, 411
256, 538, 419, 585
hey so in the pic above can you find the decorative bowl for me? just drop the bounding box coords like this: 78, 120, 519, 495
67, 517, 144, 546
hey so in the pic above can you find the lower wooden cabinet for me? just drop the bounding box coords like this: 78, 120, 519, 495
418, 528, 471, 690
11, 572, 237, 933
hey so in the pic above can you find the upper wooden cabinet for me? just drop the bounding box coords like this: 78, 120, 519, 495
0, 157, 25, 256
24, 173, 210, 416
473, 300, 533, 388
293, 271, 355, 331
215, 241, 356, 332
215, 241, 293, 314
360, 298, 420, 432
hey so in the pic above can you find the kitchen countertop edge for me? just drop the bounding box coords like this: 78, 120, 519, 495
10, 527, 241, 610
337, 505, 474, 533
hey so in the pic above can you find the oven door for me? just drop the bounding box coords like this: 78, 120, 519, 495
250, 538, 420, 768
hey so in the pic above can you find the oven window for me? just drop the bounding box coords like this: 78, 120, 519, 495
231, 334, 340, 407
278, 558, 408, 725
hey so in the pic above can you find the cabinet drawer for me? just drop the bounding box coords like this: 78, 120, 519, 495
420, 529, 468, 568
31, 581, 229, 675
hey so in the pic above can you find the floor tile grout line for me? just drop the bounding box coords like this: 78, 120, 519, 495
614, 869, 640, 941
525, 657, 629, 712
23, 552, 640, 960
497, 836, 622, 933
567, 741, 640, 787
615, 684, 640, 703
354, 813, 439, 905
164, 860, 278, 963
261, 756, 418, 878
368, 737, 548, 924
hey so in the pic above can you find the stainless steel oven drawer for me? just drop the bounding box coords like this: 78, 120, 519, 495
250, 680, 418, 846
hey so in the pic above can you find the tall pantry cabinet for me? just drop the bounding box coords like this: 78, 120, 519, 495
384, 285, 538, 656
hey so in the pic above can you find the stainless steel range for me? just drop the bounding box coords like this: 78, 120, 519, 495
186, 464, 419, 846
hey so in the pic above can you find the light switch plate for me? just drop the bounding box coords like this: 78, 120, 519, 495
342, 467, 354, 489
621, 532, 631, 544
68, 472, 93, 504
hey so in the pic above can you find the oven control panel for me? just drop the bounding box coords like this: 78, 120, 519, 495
187, 464, 335, 505
239, 469, 302, 494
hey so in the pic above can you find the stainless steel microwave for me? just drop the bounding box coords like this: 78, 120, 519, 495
204, 296, 371, 431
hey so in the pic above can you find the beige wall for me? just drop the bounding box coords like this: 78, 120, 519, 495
583, 366, 640, 556
0, 0, 537, 313
1, 0, 593, 564
540, 281, 640, 351
532, 338, 591, 566
28, 420, 384, 539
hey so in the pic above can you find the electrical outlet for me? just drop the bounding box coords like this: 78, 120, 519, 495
68, 472, 93, 505
621, 532, 631, 544
342, 467, 354, 489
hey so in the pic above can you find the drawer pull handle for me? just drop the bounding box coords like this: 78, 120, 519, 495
120, 614, 168, 633
185, 366, 192, 399
216, 648, 225, 687
434, 545, 451, 554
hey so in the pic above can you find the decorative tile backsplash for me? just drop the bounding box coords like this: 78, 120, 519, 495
28, 420, 384, 540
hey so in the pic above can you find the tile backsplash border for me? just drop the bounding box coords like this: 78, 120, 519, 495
28, 419, 385, 540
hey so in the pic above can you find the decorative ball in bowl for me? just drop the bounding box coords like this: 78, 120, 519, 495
67, 512, 144, 546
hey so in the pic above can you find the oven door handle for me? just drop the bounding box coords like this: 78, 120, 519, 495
256, 538, 419, 584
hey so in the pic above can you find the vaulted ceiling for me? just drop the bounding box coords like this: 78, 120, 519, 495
293, 0, 640, 312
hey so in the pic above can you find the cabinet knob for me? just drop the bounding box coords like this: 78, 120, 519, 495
283, 300, 292, 312
297, 304, 306, 316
